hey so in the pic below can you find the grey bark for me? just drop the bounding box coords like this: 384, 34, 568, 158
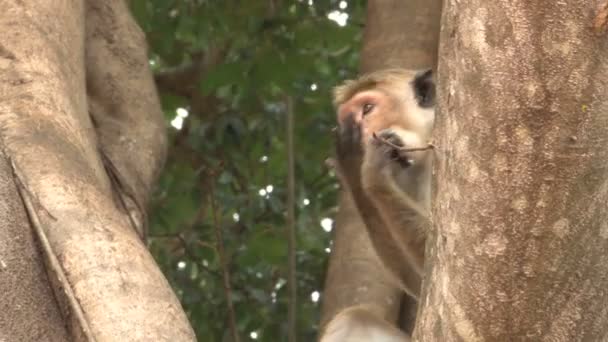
320, 0, 442, 333
416, 0, 608, 340
0, 0, 195, 340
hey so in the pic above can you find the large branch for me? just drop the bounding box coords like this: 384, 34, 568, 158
416, 1, 608, 340
321, 0, 442, 333
0, 0, 195, 340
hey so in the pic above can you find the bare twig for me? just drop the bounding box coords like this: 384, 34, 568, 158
153, 44, 230, 98
208, 167, 240, 342
372, 132, 435, 152
172, 234, 258, 306
286, 96, 297, 342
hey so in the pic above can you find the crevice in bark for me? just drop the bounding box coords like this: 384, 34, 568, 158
99, 146, 147, 241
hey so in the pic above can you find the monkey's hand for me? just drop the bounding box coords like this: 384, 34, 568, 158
365, 129, 416, 175
334, 115, 364, 191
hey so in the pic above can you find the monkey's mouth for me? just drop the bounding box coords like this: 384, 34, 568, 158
373, 131, 414, 168
390, 149, 414, 168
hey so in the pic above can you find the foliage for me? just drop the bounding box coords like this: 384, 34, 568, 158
130, 0, 364, 340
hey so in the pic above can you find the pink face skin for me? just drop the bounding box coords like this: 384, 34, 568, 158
337, 89, 394, 141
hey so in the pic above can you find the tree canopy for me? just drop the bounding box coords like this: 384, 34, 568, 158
129, 1, 365, 340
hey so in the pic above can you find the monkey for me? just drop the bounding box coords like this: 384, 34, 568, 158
320, 68, 435, 341
334, 67, 435, 295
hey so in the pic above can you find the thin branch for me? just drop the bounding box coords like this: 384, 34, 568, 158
153, 43, 230, 99
208, 166, 240, 342
172, 234, 259, 307
285, 96, 297, 342
175, 234, 221, 276
372, 132, 435, 152
153, 63, 200, 98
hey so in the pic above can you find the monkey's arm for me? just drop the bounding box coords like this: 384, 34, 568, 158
334, 117, 422, 296
363, 172, 428, 277
361, 129, 431, 277
344, 177, 423, 297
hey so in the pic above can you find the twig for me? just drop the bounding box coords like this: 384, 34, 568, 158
175, 235, 220, 276
208, 167, 240, 342
285, 95, 297, 342
173, 234, 258, 306
372, 132, 435, 152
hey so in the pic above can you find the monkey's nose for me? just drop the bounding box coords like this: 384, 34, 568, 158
350, 112, 364, 123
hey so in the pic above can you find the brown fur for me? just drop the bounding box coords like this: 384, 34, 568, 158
320, 305, 411, 342
332, 69, 419, 107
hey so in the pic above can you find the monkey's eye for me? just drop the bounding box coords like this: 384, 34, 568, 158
362, 103, 375, 116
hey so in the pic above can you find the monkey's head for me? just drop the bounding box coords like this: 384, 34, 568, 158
333, 68, 436, 156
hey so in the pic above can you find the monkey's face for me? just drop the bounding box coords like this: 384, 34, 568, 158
336, 69, 435, 152
337, 89, 398, 141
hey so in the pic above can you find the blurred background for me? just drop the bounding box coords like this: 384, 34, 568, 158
129, 1, 365, 340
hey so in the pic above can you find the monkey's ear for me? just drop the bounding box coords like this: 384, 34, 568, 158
412, 69, 435, 108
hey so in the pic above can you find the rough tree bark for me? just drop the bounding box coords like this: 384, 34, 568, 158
360, 0, 442, 73
416, 0, 608, 340
0, 1, 195, 341
320, 0, 442, 334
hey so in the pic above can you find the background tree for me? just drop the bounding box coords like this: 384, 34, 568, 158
130, 0, 367, 340
416, 0, 608, 340
320, 0, 441, 335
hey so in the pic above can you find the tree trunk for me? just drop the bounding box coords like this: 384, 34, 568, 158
416, 1, 608, 340
0, 1, 195, 340
361, 0, 442, 72
320, 0, 442, 334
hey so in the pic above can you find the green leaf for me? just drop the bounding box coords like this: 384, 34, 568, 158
249, 232, 287, 265
200, 62, 249, 94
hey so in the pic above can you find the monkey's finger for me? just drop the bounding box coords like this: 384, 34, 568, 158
338, 116, 362, 149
